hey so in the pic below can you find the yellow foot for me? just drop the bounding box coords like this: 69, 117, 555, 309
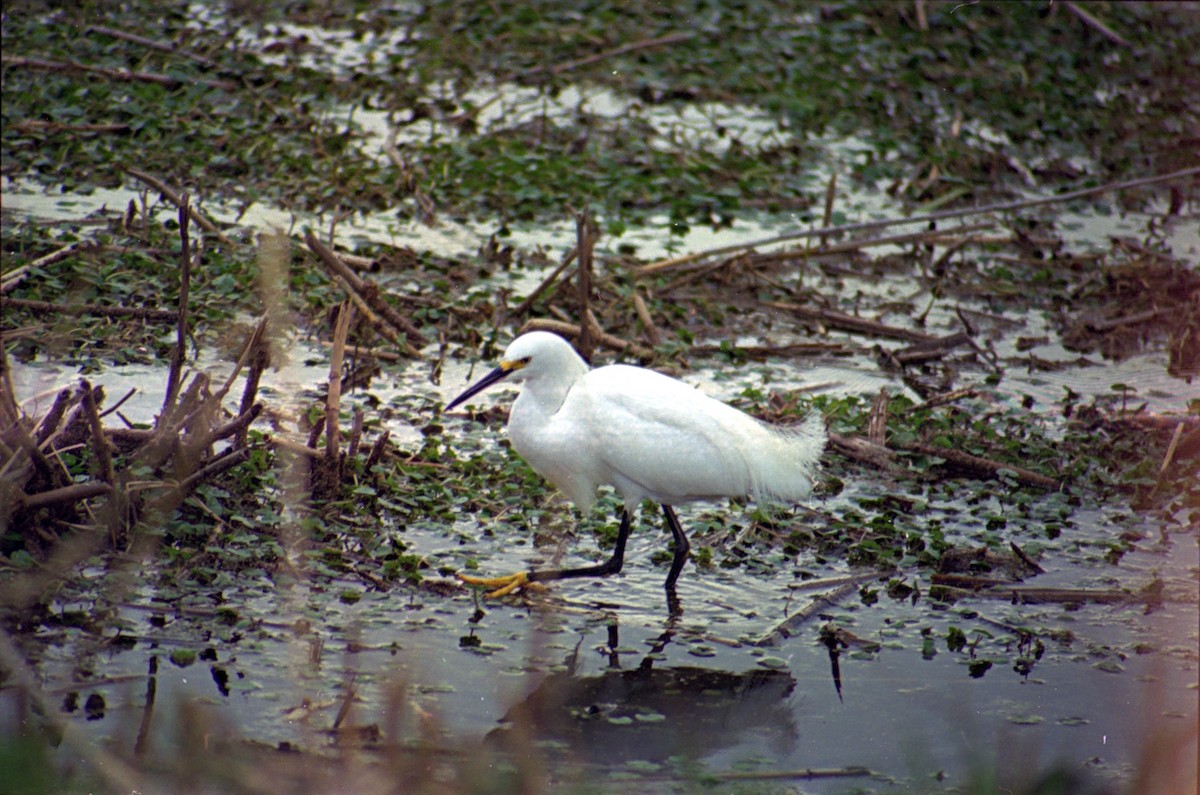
457, 570, 547, 598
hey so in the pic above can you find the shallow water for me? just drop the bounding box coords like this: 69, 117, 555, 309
3, 14, 1198, 789
6, 301, 1197, 791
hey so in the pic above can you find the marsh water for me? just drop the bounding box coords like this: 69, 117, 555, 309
4, 4, 1200, 792
6, 185, 1198, 791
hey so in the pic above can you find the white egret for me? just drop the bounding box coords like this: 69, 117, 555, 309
445, 331, 825, 610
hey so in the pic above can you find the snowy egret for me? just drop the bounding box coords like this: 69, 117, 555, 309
445, 331, 825, 609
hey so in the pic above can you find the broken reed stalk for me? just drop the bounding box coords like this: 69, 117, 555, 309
163, 197, 192, 412
1, 55, 238, 92
2, 298, 177, 322
81, 379, 124, 541
123, 167, 234, 245
513, 246, 577, 316
631, 290, 663, 346
575, 212, 596, 361
821, 172, 837, 230
899, 440, 1061, 490
519, 317, 654, 360
637, 165, 1200, 274
303, 231, 425, 355
2, 240, 100, 295
867, 389, 889, 445
764, 301, 938, 343
86, 25, 226, 71
755, 581, 860, 647
326, 303, 355, 464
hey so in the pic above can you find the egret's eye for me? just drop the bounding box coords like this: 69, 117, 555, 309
519, 356, 532, 364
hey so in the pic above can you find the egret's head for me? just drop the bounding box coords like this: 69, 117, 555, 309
444, 331, 582, 411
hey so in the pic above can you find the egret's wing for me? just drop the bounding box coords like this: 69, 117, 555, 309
571, 366, 756, 503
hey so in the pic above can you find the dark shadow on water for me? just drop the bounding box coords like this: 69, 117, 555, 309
485, 623, 798, 765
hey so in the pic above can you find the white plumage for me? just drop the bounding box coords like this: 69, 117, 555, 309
446, 330, 825, 608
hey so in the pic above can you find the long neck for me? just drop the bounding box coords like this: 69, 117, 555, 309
512, 352, 588, 423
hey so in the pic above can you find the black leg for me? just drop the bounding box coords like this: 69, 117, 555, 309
662, 504, 690, 590
526, 509, 631, 583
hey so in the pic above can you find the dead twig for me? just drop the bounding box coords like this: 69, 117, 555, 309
898, 440, 1061, 490
513, 247, 577, 316
827, 432, 908, 476
576, 213, 596, 361
86, 25, 226, 71
303, 231, 425, 354
1, 55, 237, 91
637, 166, 1200, 273
123, 168, 234, 245
3, 240, 100, 294
19, 481, 112, 511
521, 31, 694, 78
518, 318, 654, 360
867, 389, 889, 446
10, 120, 131, 137
2, 298, 177, 322
163, 197, 193, 412
1062, 1, 1131, 47
889, 331, 975, 365
754, 582, 861, 647
766, 301, 937, 343
631, 291, 663, 347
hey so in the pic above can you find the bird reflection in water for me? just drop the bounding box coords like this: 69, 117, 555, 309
484, 622, 798, 765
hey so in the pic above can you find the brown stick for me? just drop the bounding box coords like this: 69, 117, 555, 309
86, 25, 226, 71
1085, 308, 1167, 332
827, 432, 908, 475
711, 767, 873, 783
631, 291, 662, 346
325, 304, 354, 466
766, 302, 937, 343
636, 166, 1200, 273
163, 197, 193, 412
754, 582, 861, 647
821, 173, 838, 230
123, 168, 234, 245
0, 55, 237, 91
513, 247, 577, 316
575, 213, 595, 361
518, 318, 654, 360
34, 388, 74, 445
899, 440, 1061, 490
3, 240, 101, 295
81, 380, 123, 539
932, 582, 1144, 605
890, 331, 974, 364
303, 231, 425, 352
1062, 1, 1131, 47
20, 481, 112, 511
867, 389, 888, 446
918, 388, 978, 410
11, 120, 131, 136
2, 298, 177, 321
522, 31, 694, 78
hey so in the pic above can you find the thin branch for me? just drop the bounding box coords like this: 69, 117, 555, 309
522, 31, 694, 78
163, 197, 192, 412
0, 55, 237, 91
518, 318, 654, 360
123, 168, 234, 245
2, 298, 177, 321
1063, 2, 1131, 47
637, 166, 1200, 273
86, 25, 226, 71
755, 582, 861, 647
